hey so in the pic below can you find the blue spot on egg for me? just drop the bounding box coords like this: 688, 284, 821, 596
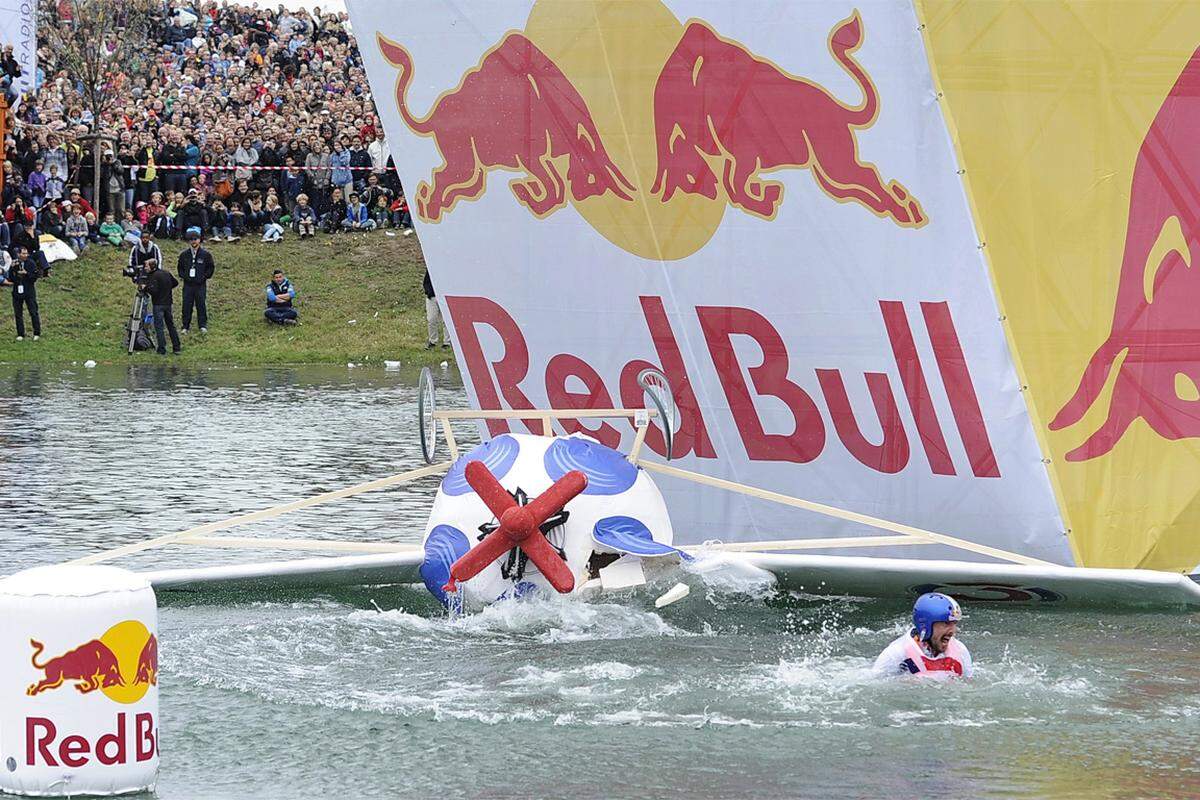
544, 437, 637, 495
441, 434, 521, 496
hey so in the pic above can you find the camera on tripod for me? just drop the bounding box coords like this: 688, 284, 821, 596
124, 258, 156, 354
122, 258, 153, 290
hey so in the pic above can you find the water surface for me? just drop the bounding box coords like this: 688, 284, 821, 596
2, 366, 1197, 799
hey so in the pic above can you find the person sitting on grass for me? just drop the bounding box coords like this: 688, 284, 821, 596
293, 194, 317, 239
390, 192, 413, 235
343, 192, 375, 232
229, 202, 247, 239
40, 200, 67, 242
371, 194, 390, 230
210, 200, 238, 241
264, 268, 298, 325
121, 208, 141, 238
321, 187, 347, 234
246, 192, 266, 233
100, 212, 125, 246
65, 205, 90, 254
262, 196, 286, 242
85, 212, 101, 245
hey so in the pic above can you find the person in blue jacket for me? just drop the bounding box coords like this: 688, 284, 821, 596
264, 269, 298, 325
342, 192, 376, 231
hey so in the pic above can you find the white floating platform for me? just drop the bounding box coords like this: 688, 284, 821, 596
141, 551, 1200, 610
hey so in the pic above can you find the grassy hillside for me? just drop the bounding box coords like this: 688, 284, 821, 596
0, 231, 452, 365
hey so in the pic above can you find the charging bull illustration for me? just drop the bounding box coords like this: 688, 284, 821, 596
651, 12, 926, 226
377, 32, 636, 222
134, 633, 158, 687
27, 638, 125, 696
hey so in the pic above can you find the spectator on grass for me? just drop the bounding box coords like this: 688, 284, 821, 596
322, 187, 346, 233
423, 269, 449, 349
343, 192, 374, 231
292, 194, 317, 238
99, 212, 125, 246
262, 196, 286, 242
65, 205, 89, 254
264, 268, 298, 325
7, 245, 44, 341
178, 227, 215, 334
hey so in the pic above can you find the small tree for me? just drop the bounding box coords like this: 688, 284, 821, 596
42, 0, 154, 203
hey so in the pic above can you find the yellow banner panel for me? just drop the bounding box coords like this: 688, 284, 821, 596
922, 0, 1200, 570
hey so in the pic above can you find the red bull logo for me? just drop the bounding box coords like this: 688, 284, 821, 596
651, 13, 925, 226
27, 621, 158, 704
377, 1, 926, 257
377, 31, 636, 223
1050, 48, 1200, 462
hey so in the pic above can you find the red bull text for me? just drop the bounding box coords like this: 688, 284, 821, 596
24, 713, 158, 768
447, 295, 998, 478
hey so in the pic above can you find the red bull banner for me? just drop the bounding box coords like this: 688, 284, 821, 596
924, 0, 1200, 572
350, 0, 1081, 566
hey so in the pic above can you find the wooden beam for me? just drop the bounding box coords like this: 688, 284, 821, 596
626, 420, 650, 464
70, 461, 453, 565
173, 536, 420, 554
440, 416, 459, 460
639, 460, 1052, 567
681, 535, 930, 553
435, 408, 655, 421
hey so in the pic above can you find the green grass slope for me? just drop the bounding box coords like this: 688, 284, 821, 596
0, 231, 452, 365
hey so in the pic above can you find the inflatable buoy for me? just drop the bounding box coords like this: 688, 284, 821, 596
0, 565, 159, 797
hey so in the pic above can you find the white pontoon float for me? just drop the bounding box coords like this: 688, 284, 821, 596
68, 370, 1200, 610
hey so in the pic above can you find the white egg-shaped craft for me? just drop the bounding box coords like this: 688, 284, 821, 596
420, 433, 681, 609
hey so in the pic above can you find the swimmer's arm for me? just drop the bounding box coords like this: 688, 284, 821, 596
871, 639, 908, 676
959, 645, 974, 678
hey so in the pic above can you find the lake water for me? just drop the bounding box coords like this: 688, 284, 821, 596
2, 365, 1198, 799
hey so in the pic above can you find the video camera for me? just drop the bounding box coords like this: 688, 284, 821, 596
122, 258, 155, 290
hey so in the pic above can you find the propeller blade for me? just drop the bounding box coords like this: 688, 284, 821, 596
521, 532, 576, 593
465, 460, 517, 519
445, 530, 514, 590
525, 470, 588, 528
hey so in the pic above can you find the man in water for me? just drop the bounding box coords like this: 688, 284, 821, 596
873, 592, 972, 678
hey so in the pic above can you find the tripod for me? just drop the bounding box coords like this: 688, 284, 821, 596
127, 290, 150, 354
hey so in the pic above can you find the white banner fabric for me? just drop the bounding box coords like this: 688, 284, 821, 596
0, 0, 37, 98
349, 0, 1074, 565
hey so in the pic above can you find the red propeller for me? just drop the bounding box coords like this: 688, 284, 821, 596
443, 461, 588, 594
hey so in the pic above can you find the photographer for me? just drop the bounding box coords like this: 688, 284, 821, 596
142, 258, 181, 355
175, 190, 210, 239
7, 246, 44, 341
178, 228, 215, 334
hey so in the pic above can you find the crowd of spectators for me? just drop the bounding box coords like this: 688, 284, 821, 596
2, 1, 415, 259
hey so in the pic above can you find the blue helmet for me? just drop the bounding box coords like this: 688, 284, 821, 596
912, 592, 962, 641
